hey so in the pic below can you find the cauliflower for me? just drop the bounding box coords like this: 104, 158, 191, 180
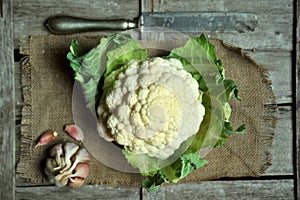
97, 57, 205, 159
69, 33, 246, 191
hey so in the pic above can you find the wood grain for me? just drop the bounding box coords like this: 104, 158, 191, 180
142, 180, 294, 200
13, 0, 139, 46
295, 0, 300, 198
247, 51, 292, 104
12, 0, 293, 51
143, 0, 293, 51
265, 106, 293, 175
16, 185, 140, 200
0, 0, 15, 199
143, 0, 292, 13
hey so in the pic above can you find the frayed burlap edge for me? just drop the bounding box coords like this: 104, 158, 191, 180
221, 41, 278, 174
17, 38, 40, 182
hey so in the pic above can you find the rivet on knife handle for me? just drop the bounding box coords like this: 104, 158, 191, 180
46, 16, 137, 34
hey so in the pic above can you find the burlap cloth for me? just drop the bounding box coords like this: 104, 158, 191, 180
17, 35, 277, 187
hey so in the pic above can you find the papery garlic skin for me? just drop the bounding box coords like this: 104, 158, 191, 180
35, 131, 58, 147
45, 158, 60, 184
50, 143, 64, 170
65, 148, 90, 174
45, 142, 90, 188
64, 124, 84, 141
70, 163, 90, 179
68, 177, 85, 188
60, 142, 80, 173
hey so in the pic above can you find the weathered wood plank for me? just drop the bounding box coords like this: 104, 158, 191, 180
13, 0, 139, 47
143, 0, 293, 13
295, 0, 300, 199
207, 20, 292, 51
142, 0, 293, 51
12, 0, 293, 52
15, 62, 23, 116
0, 0, 15, 199
265, 106, 293, 175
15, 185, 140, 200
13, 0, 139, 19
142, 179, 294, 200
246, 51, 292, 104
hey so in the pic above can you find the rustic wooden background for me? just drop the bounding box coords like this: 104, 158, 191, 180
0, 0, 298, 199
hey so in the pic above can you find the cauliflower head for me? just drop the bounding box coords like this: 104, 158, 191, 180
97, 57, 205, 159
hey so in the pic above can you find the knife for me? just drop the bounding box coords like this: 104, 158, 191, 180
46, 12, 257, 35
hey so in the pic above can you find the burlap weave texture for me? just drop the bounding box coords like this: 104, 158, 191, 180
17, 35, 277, 186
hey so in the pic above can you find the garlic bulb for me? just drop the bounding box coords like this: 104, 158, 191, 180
45, 142, 90, 188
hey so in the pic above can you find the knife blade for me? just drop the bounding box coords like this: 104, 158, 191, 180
45, 12, 257, 35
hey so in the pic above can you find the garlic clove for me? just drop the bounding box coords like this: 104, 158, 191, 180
68, 177, 85, 188
55, 173, 69, 187
70, 163, 90, 179
45, 158, 58, 172
56, 162, 90, 185
45, 158, 59, 184
35, 131, 58, 147
62, 148, 90, 176
59, 142, 79, 173
73, 147, 90, 163
64, 124, 84, 141
45, 157, 67, 183
50, 143, 64, 170
54, 169, 70, 183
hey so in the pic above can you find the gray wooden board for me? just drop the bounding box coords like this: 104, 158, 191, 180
247, 51, 292, 104
142, 0, 293, 13
0, 0, 15, 199
12, 0, 293, 51
142, 179, 294, 200
296, 0, 300, 199
16, 185, 140, 200
142, 0, 293, 51
12, 0, 140, 46
265, 106, 293, 175
15, 180, 295, 199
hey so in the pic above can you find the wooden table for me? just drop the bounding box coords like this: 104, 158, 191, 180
1, 0, 299, 199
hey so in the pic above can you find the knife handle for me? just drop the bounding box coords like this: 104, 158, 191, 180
46, 16, 137, 34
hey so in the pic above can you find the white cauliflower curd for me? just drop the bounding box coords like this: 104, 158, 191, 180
97, 57, 205, 159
